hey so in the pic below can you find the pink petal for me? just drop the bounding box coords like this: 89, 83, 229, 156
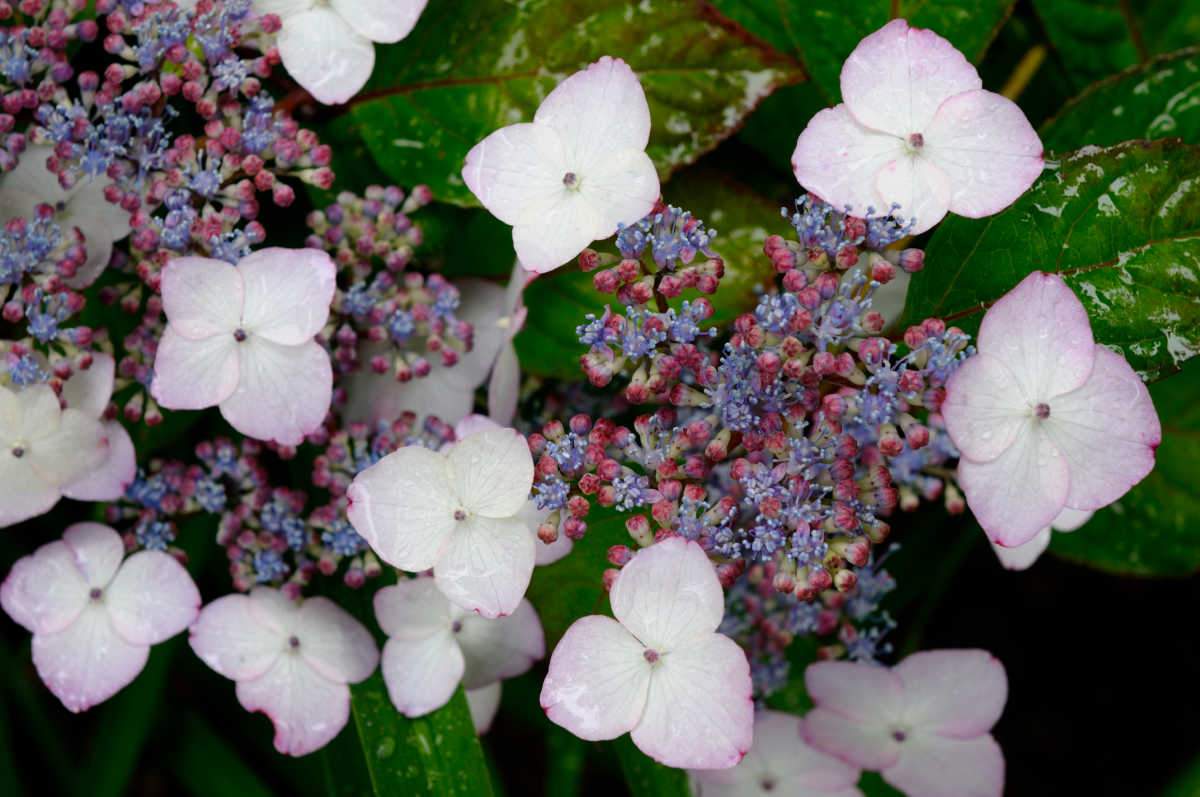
218, 337, 332, 446
447, 427, 534, 517
454, 414, 503, 441
976, 272, 1096, 401
150, 326, 240, 410
875, 153, 952, 234
62, 420, 137, 502
924, 89, 1044, 218
883, 733, 1004, 797
61, 352, 114, 417
434, 514, 536, 619
380, 630, 463, 717
188, 594, 284, 681
462, 122, 569, 227
991, 527, 1051, 571
840, 19, 981, 137
373, 578, 454, 639
894, 650, 1007, 738
294, 596, 378, 684
458, 598, 544, 688
802, 708, 900, 771
487, 343, 521, 426
160, 256, 243, 339
942, 352, 1029, 463
330, 0, 426, 43
534, 57, 652, 169
236, 654, 351, 756
62, 522, 125, 588
540, 615, 651, 741
957, 424, 1069, 547
278, 8, 375, 105
33, 604, 149, 713
1052, 506, 1093, 532
512, 192, 608, 273
466, 683, 502, 734
238, 248, 337, 346
1044, 346, 1161, 510
792, 105, 905, 218
346, 446, 457, 571
577, 147, 659, 237
610, 537, 724, 651
105, 551, 200, 646
0, 540, 88, 634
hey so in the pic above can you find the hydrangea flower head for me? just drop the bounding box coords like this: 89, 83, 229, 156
347, 427, 536, 618
792, 19, 1043, 234
374, 577, 543, 717
991, 507, 1092, 571
463, 57, 660, 273
540, 537, 754, 769
150, 248, 337, 446
189, 587, 379, 756
942, 272, 1160, 547
803, 650, 1008, 797
1, 523, 200, 712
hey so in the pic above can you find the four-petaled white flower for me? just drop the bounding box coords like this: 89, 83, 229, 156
374, 577, 543, 717
991, 506, 1092, 571
188, 587, 379, 757
792, 19, 1043, 234
540, 537, 754, 769
0, 145, 130, 287
347, 427, 536, 618
1, 523, 200, 712
691, 710, 863, 797
463, 56, 660, 273
942, 272, 1160, 547
150, 248, 337, 446
803, 650, 1008, 797
256, 0, 428, 105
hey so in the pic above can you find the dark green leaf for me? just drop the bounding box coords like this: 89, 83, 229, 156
0, 692, 22, 797
346, 0, 801, 205
611, 736, 689, 797
1041, 48, 1200, 151
904, 140, 1200, 381
171, 714, 274, 797
1163, 749, 1200, 797
526, 509, 622, 647
859, 772, 907, 797
737, 82, 827, 173
1050, 359, 1200, 576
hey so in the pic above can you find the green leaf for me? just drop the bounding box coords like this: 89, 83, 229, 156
709, 0, 1014, 101
611, 736, 690, 797
1050, 359, 1200, 576
903, 140, 1200, 381
171, 714, 274, 797
858, 772, 906, 797
350, 674, 494, 797
763, 636, 819, 715
346, 0, 801, 205
1041, 48, 1200, 151
1163, 750, 1200, 797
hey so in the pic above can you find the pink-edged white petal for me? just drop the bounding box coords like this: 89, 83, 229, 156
631, 633, 753, 770
62, 180, 130, 289
160, 257, 243, 339
540, 615, 651, 741
434, 514, 536, 619
218, 337, 332, 446
447, 279, 509, 392
28, 407, 108, 490
330, 0, 426, 43
943, 352, 1030, 463
792, 105, 905, 217
958, 424, 1069, 547
840, 19, 981, 137
1044, 346, 1161, 510
462, 122, 569, 228
150, 326, 241, 410
577, 148, 660, 235
33, 604, 149, 713
106, 551, 201, 645
454, 413, 503, 441
341, 356, 476, 427
61, 353, 114, 418
924, 90, 1044, 218
238, 248, 337, 346
248, 586, 301, 636
610, 537, 724, 651
512, 190, 608, 274
466, 682, 502, 734
883, 733, 1004, 797
976, 272, 1095, 401
803, 660, 904, 768
61, 420, 136, 502
188, 594, 284, 680
236, 653, 350, 756
346, 446, 457, 570
894, 650, 1007, 738
457, 598, 544, 688
874, 152, 952, 234
61, 522, 125, 588
293, 596, 378, 684
802, 708, 901, 772
0, 448, 60, 527
488, 344, 521, 425
447, 427, 534, 517
373, 579, 454, 639
0, 540, 88, 634
380, 630, 464, 717
991, 527, 1051, 571
1052, 507, 1094, 532
277, 8, 376, 105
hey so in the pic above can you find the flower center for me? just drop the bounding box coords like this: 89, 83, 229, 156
759, 776, 777, 792
288, 635, 301, 649
1035, 402, 1051, 420
89, 587, 103, 601
891, 728, 908, 742
907, 132, 924, 150
233, 328, 248, 342
10, 444, 25, 459
562, 171, 579, 189
643, 648, 660, 664
454, 509, 467, 521
451, 620, 463, 633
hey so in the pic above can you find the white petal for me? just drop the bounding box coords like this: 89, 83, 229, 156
33, 604, 149, 713
874, 153, 952, 235
65, 185, 130, 288
457, 598, 544, 688
577, 148, 660, 235
219, 337, 332, 446
540, 615, 651, 741
380, 631, 464, 717
1051, 507, 1093, 533
894, 650, 1007, 738
447, 427, 533, 517
610, 537, 724, 651
447, 279, 509, 391
62, 522, 126, 588
511, 190, 609, 273
487, 343, 521, 425
27, 407, 107, 491
0, 540, 88, 634
942, 352, 1031, 463
466, 683, 502, 734
278, 8, 376, 105
0, 449, 59, 527
631, 634, 753, 770
0, 144, 68, 210
150, 326, 241, 410
454, 414, 503, 441
330, 0, 426, 43
61, 352, 114, 417
106, 551, 200, 645
293, 596, 379, 684
61, 420, 137, 502
341, 347, 476, 427
238, 247, 337, 346
236, 654, 351, 756
991, 527, 1051, 571
434, 514, 536, 619
188, 594, 284, 681
462, 122, 569, 227
520, 500, 573, 566
373, 578, 453, 639
791, 105, 906, 217
160, 257, 243, 340
249, 586, 302, 635
883, 733, 1004, 797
